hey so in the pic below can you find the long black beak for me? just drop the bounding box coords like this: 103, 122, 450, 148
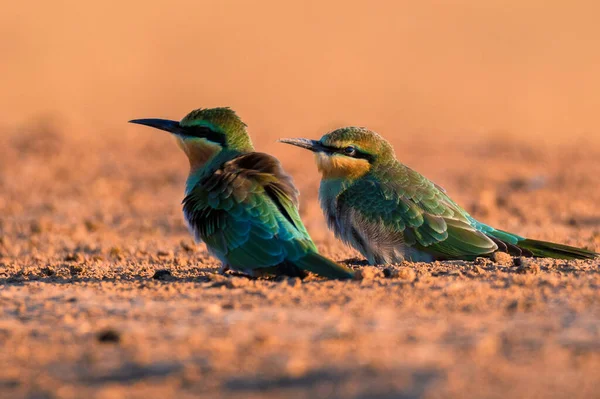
278, 138, 326, 152
128, 118, 188, 136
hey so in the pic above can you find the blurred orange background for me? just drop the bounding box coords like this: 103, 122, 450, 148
1, 0, 599, 145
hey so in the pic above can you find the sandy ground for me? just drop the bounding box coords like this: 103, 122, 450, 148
1, 125, 599, 399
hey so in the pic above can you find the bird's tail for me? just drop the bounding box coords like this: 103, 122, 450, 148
484, 228, 598, 260
515, 238, 598, 260
291, 252, 355, 280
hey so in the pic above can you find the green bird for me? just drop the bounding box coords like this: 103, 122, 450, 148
280, 127, 598, 264
129, 108, 353, 279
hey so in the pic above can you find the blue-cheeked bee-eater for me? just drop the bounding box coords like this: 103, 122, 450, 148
280, 127, 598, 264
129, 108, 354, 279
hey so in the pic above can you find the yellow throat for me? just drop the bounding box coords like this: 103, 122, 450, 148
315, 152, 370, 179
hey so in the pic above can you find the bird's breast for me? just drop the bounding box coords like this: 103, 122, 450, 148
318, 179, 350, 234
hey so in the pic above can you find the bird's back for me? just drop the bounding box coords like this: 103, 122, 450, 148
183, 151, 318, 274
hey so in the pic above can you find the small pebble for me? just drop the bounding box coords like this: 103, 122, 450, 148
285, 277, 302, 288
64, 253, 83, 262
180, 240, 196, 252
30, 221, 43, 234
491, 251, 513, 266
109, 247, 123, 259
97, 329, 120, 343
69, 265, 84, 275
152, 269, 173, 280
84, 219, 100, 232
466, 265, 486, 278
515, 260, 540, 274
397, 267, 416, 281
474, 257, 492, 266
353, 266, 384, 280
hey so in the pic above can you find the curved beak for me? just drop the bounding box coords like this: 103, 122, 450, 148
278, 138, 326, 152
128, 118, 188, 136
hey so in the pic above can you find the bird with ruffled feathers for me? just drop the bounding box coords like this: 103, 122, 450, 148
129, 108, 354, 279
280, 127, 598, 264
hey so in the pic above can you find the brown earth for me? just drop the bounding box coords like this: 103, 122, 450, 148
1, 123, 599, 399
3, 1, 600, 397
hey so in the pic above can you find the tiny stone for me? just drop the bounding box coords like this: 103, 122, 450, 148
506, 298, 535, 312
286, 277, 302, 288
515, 261, 540, 275
41, 266, 55, 276
97, 329, 120, 343
180, 240, 196, 252
506, 299, 519, 312
69, 265, 84, 275
397, 267, 416, 281
84, 219, 100, 232
64, 253, 83, 262
109, 247, 122, 258
353, 266, 384, 281
568, 218, 578, 226
30, 221, 43, 234
514, 257, 525, 266
152, 269, 173, 281
254, 332, 276, 345
474, 257, 491, 266
491, 251, 513, 266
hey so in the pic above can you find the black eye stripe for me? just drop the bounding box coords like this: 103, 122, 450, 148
321, 143, 374, 162
185, 125, 226, 145
352, 152, 374, 162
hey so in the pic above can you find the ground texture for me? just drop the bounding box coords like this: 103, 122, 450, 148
1, 127, 599, 398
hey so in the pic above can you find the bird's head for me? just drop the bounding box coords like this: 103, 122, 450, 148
279, 127, 395, 180
129, 107, 253, 171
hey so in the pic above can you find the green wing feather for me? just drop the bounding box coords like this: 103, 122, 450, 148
338, 164, 497, 260
340, 163, 597, 261
184, 152, 353, 278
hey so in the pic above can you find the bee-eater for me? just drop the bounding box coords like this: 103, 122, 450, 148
129, 108, 353, 279
280, 127, 598, 264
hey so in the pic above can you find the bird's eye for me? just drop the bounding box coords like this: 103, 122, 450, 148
343, 146, 356, 156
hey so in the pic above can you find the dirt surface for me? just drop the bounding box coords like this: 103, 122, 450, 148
0, 124, 599, 399
3, 2, 600, 397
